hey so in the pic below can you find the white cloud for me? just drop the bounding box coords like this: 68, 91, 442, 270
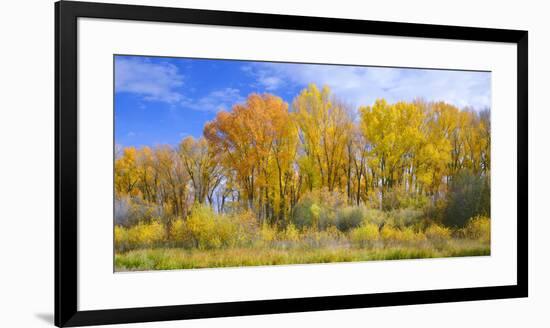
181, 88, 245, 113
246, 62, 491, 111
242, 64, 285, 91
115, 57, 184, 103
116, 58, 245, 113
258, 76, 284, 91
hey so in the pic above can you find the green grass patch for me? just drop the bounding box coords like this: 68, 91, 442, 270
115, 240, 490, 271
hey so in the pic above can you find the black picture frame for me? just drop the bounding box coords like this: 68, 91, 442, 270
55, 1, 528, 326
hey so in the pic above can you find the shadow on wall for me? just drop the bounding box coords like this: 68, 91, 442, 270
35, 313, 54, 324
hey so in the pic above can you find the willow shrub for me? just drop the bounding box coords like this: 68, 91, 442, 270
114, 196, 163, 227
336, 206, 365, 231
230, 210, 259, 246
169, 218, 193, 247
259, 222, 277, 244
291, 188, 346, 229
464, 215, 490, 243
115, 220, 165, 251
168, 207, 260, 249
350, 223, 380, 247
387, 208, 424, 227
379, 224, 427, 245
130, 220, 165, 247
336, 207, 387, 232
382, 185, 429, 211
183, 204, 240, 249
425, 223, 452, 248
114, 225, 129, 251
281, 223, 300, 243
444, 171, 490, 228
361, 209, 387, 226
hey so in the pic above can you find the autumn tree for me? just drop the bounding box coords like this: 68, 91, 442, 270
178, 136, 222, 205
115, 147, 140, 196
205, 93, 298, 224
116, 88, 491, 234
293, 84, 352, 192
359, 99, 425, 206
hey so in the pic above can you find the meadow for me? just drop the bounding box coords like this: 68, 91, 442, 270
114, 203, 490, 271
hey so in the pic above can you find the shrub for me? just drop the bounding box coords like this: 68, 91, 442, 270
171, 208, 260, 249
464, 215, 490, 243
350, 223, 380, 247
362, 209, 387, 226
363, 190, 383, 209
231, 210, 259, 246
425, 224, 451, 244
170, 218, 186, 240
259, 223, 277, 243
185, 204, 238, 249
380, 224, 399, 242
422, 198, 447, 223
387, 208, 423, 227
379, 225, 426, 244
298, 226, 343, 248
336, 206, 365, 231
310, 203, 321, 229
396, 227, 417, 242
291, 188, 345, 229
169, 218, 194, 247
318, 226, 344, 244
216, 218, 239, 248
281, 223, 300, 242
127, 220, 165, 248
114, 225, 129, 251
114, 196, 163, 227
444, 170, 490, 228
382, 186, 429, 211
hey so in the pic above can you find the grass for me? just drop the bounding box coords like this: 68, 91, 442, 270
115, 240, 490, 271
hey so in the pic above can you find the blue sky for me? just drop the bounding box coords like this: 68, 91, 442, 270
114, 55, 491, 147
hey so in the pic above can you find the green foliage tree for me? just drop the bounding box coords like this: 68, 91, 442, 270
444, 170, 490, 227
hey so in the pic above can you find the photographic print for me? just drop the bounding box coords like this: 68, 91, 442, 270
113, 55, 491, 272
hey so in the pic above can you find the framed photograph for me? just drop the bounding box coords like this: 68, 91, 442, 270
55, 1, 528, 326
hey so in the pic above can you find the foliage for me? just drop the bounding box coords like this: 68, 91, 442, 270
184, 204, 239, 249
425, 224, 452, 244
382, 186, 430, 211
387, 208, 424, 227
115, 220, 165, 251
128, 221, 164, 247
350, 223, 380, 247
114, 225, 129, 251
230, 210, 259, 246
336, 206, 366, 231
380, 225, 419, 243
259, 223, 277, 243
444, 171, 491, 227
114, 84, 492, 269
115, 89, 490, 230
281, 223, 300, 243
380, 224, 398, 242
169, 218, 194, 247
464, 215, 491, 243
361, 208, 387, 226
114, 196, 162, 227
291, 188, 346, 229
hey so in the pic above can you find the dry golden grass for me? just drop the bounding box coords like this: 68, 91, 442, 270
115, 239, 489, 271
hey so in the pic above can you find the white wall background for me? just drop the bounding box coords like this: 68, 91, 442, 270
0, 0, 545, 327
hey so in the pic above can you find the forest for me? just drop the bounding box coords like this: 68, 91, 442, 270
114, 83, 491, 271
